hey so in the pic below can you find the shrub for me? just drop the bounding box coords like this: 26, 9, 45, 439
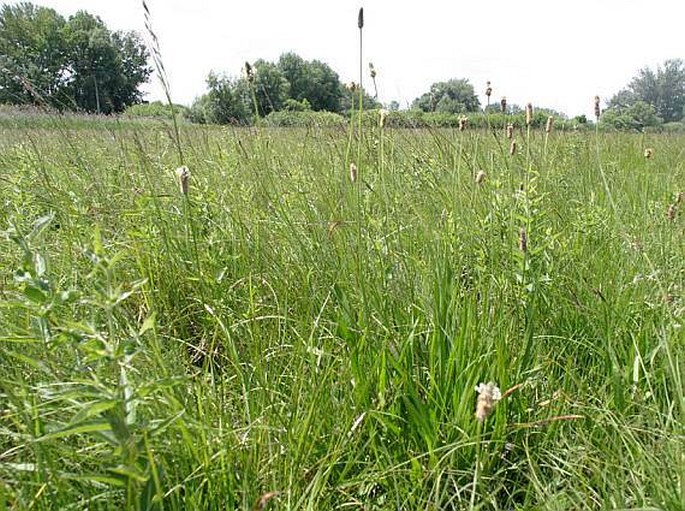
262, 110, 346, 128
122, 101, 189, 121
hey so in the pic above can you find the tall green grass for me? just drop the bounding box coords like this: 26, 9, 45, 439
0, 116, 683, 509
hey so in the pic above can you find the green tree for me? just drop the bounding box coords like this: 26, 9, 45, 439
339, 85, 381, 112
249, 59, 289, 115
601, 100, 661, 131
387, 100, 400, 111
196, 72, 249, 124
0, 3, 150, 113
277, 53, 343, 112
412, 79, 480, 114
63, 11, 150, 113
0, 3, 69, 106
608, 59, 685, 123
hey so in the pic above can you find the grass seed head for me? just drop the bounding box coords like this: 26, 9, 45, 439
475, 170, 486, 185
346, 82, 357, 92
475, 382, 501, 422
519, 228, 528, 252
244, 62, 255, 83
667, 203, 676, 221
500, 96, 507, 113
349, 162, 358, 183
506, 123, 514, 139
510, 139, 517, 156
644, 148, 654, 159
545, 116, 554, 133
525, 103, 533, 126
369, 62, 376, 79
328, 219, 343, 235
458, 115, 468, 131
676, 191, 683, 204
175, 165, 190, 195
485, 81, 492, 98
379, 108, 388, 128
594, 95, 601, 119
358, 7, 364, 29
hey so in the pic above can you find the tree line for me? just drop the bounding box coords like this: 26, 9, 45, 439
187, 53, 381, 124
1, 3, 684, 130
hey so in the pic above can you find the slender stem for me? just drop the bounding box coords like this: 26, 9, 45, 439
469, 422, 483, 510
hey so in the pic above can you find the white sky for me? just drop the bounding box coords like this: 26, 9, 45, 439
15, 0, 685, 117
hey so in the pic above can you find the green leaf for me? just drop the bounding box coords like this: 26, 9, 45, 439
28, 212, 55, 242
70, 400, 120, 424
138, 312, 157, 336
23, 285, 47, 304
41, 420, 112, 441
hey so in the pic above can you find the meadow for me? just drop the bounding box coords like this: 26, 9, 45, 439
0, 114, 683, 510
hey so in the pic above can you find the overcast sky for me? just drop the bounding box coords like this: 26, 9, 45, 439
20, 0, 685, 117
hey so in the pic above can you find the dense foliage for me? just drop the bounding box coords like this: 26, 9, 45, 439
601, 59, 685, 130
0, 2, 150, 113
412, 78, 481, 114
189, 52, 381, 125
122, 100, 189, 120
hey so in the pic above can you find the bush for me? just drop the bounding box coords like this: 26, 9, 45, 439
662, 121, 685, 133
262, 110, 346, 128
123, 101, 189, 121
350, 109, 582, 131
600, 101, 662, 132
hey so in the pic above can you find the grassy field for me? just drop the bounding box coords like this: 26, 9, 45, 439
0, 115, 683, 510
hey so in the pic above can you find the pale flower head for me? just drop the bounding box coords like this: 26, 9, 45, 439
379, 109, 389, 128
475, 382, 501, 422
349, 162, 358, 183
175, 165, 191, 195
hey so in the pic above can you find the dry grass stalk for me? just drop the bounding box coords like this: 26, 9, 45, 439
328, 219, 343, 236
253, 491, 280, 511
676, 191, 683, 204
501, 383, 523, 399
515, 415, 585, 428
475, 170, 486, 185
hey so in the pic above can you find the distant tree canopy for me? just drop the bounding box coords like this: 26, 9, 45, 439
190, 52, 381, 124
603, 59, 685, 129
0, 2, 150, 113
412, 79, 480, 114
